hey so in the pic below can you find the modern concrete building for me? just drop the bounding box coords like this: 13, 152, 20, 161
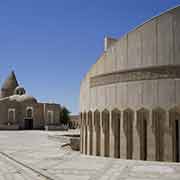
80, 6, 180, 162
0, 71, 61, 130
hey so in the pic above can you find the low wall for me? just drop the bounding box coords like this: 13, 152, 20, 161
45, 125, 68, 131
0, 124, 19, 130
70, 137, 80, 151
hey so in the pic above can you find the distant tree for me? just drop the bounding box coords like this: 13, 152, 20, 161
60, 106, 71, 124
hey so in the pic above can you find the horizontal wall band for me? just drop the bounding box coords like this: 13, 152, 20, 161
90, 65, 180, 87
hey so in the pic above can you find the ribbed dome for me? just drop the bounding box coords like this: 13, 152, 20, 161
2, 71, 18, 90
1, 71, 19, 98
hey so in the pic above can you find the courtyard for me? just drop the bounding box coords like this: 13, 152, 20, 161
0, 130, 179, 180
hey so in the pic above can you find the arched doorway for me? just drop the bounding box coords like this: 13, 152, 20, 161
8, 109, 15, 124
24, 107, 33, 130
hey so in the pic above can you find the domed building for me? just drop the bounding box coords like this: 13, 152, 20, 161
0, 71, 61, 130
80, 6, 180, 162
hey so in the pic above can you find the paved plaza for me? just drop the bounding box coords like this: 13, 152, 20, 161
0, 130, 180, 180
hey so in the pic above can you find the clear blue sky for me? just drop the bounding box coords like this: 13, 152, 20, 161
0, 0, 180, 114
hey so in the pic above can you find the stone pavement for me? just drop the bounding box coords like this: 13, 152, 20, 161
0, 153, 46, 180
0, 130, 180, 180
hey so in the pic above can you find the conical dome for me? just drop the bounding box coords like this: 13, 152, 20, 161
1, 71, 19, 98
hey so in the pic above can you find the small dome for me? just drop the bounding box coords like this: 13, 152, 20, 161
14, 86, 26, 95
9, 94, 37, 103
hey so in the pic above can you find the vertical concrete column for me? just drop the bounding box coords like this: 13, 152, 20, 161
82, 114, 85, 154
84, 114, 88, 155
80, 113, 83, 153
81, 125, 84, 153
87, 111, 93, 155
101, 110, 110, 157
147, 110, 156, 161
100, 111, 105, 156
82, 113, 87, 154
105, 111, 110, 157
110, 109, 121, 158
89, 112, 94, 155
164, 111, 173, 162
118, 112, 121, 158
93, 110, 101, 156
110, 110, 115, 158
133, 111, 140, 160
82, 117, 84, 154
92, 111, 96, 156
86, 113, 90, 155
120, 111, 127, 159
85, 126, 88, 154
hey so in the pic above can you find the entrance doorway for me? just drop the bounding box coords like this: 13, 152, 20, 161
175, 120, 180, 162
24, 118, 33, 130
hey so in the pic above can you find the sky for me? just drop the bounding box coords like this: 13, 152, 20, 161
0, 0, 180, 114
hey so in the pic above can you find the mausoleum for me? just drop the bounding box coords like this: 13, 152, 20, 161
80, 6, 180, 162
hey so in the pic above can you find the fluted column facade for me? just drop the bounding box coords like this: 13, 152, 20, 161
80, 107, 180, 162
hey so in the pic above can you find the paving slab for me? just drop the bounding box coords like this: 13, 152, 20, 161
0, 130, 180, 180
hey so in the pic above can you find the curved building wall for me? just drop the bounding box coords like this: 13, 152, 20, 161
80, 7, 180, 162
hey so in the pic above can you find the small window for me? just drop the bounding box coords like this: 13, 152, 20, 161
8, 109, 15, 122
48, 111, 54, 124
